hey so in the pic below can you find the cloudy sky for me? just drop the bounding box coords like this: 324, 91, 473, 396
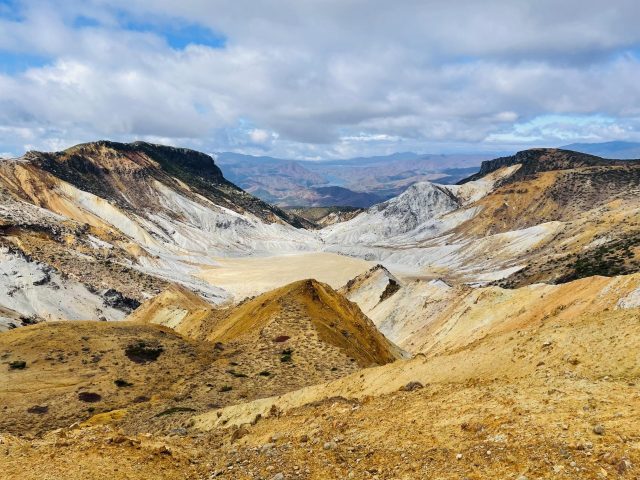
1, 0, 640, 159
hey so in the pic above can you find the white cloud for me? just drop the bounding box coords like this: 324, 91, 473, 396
249, 129, 270, 144
0, 0, 639, 157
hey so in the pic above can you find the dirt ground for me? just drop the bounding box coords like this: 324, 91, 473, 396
198, 252, 373, 300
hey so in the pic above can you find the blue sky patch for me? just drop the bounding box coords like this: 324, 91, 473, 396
115, 12, 227, 50
0, 51, 49, 74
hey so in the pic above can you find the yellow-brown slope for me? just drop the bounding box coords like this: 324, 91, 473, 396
126, 284, 217, 338
201, 279, 402, 367
0, 321, 214, 436
451, 160, 640, 286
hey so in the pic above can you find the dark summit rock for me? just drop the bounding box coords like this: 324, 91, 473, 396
457, 148, 640, 185
102, 289, 141, 312
25, 140, 313, 229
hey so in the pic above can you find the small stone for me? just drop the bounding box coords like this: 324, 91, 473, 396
231, 426, 249, 443
323, 441, 337, 450
271, 474, 284, 480
299, 434, 309, 443
261, 442, 275, 453
516, 476, 528, 480
617, 458, 632, 474
401, 381, 424, 392
489, 433, 507, 443
593, 424, 605, 435
155, 445, 171, 455
456, 453, 463, 460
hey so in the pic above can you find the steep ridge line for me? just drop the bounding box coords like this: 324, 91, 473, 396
458, 147, 640, 184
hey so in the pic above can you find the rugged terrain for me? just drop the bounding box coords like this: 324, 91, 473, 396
323, 148, 640, 286
2, 272, 639, 479
216, 151, 485, 207
283, 206, 364, 228
0, 280, 400, 438
0, 141, 320, 327
2, 142, 640, 479
2, 142, 639, 327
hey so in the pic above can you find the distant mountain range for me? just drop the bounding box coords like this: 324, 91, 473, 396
215, 142, 640, 209
561, 140, 640, 159
215, 151, 487, 207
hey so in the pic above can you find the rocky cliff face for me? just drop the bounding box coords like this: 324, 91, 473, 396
458, 148, 638, 184
321, 181, 461, 245
323, 148, 640, 286
0, 141, 321, 326
29, 141, 312, 228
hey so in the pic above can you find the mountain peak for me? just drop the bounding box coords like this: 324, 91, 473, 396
458, 147, 635, 184
51, 140, 224, 179
19, 140, 311, 228
203, 278, 402, 367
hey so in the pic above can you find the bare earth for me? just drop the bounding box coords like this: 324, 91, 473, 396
198, 252, 373, 300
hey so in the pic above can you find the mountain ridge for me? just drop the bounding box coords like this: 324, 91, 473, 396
28, 140, 312, 229
457, 147, 639, 184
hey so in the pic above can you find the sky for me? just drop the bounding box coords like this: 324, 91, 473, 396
1, 0, 640, 159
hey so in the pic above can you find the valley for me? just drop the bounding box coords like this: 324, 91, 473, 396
1, 141, 639, 479
197, 252, 373, 300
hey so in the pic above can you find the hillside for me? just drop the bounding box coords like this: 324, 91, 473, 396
0, 321, 214, 435
0, 141, 324, 324
185, 304, 640, 480
458, 148, 631, 184
2, 272, 639, 478
0, 279, 400, 439
322, 148, 640, 287
340, 264, 640, 353
32, 141, 310, 227
283, 206, 363, 227
2, 143, 640, 479
132, 279, 402, 366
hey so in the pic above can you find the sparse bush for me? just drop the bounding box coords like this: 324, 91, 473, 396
78, 392, 102, 403
125, 341, 163, 364
27, 405, 48, 414
280, 347, 293, 363
8, 360, 26, 370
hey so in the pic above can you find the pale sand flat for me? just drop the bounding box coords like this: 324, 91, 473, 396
198, 252, 373, 300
